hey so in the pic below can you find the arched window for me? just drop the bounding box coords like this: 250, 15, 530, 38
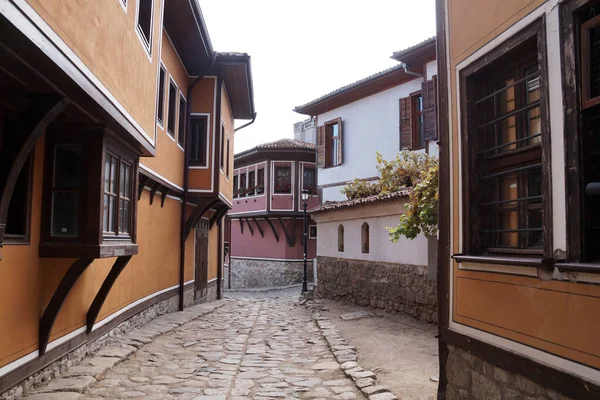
338, 224, 344, 252
361, 222, 369, 254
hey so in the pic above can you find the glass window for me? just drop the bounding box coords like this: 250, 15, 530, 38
51, 144, 81, 237
167, 80, 177, 137
157, 66, 165, 125
103, 153, 133, 237
190, 117, 207, 166
327, 123, 339, 167
303, 167, 316, 195
178, 94, 186, 147
248, 170, 255, 196
412, 94, 425, 149
220, 125, 225, 169
275, 166, 291, 194
309, 225, 317, 239
226, 137, 230, 178
240, 173, 247, 196
256, 167, 265, 194
233, 175, 239, 198
136, 0, 153, 51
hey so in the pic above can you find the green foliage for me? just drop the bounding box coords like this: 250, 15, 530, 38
340, 151, 439, 241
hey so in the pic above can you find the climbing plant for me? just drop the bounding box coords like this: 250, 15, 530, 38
340, 151, 439, 241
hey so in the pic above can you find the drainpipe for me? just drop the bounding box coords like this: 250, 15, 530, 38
401, 62, 423, 78
179, 55, 217, 311
234, 112, 257, 132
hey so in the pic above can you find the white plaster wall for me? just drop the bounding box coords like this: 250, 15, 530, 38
322, 186, 348, 202
317, 79, 422, 192
317, 215, 428, 266
426, 60, 438, 80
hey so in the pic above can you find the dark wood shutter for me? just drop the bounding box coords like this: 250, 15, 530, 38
317, 125, 325, 168
336, 118, 343, 166
422, 78, 437, 141
399, 97, 412, 150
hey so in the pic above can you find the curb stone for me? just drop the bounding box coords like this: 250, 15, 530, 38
302, 297, 398, 400
24, 301, 228, 398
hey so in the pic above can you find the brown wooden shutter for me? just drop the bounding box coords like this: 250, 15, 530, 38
336, 118, 343, 166
399, 97, 412, 150
422, 78, 437, 141
317, 125, 325, 168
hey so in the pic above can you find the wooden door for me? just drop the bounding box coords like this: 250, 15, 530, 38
195, 219, 209, 300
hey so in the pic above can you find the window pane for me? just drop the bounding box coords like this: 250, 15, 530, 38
109, 196, 116, 233
190, 117, 207, 165
526, 71, 541, 146
137, 0, 153, 48
51, 191, 79, 237
103, 194, 109, 232
303, 168, 316, 194
157, 67, 165, 123
331, 138, 338, 166
167, 82, 177, 135
590, 24, 600, 98
275, 167, 291, 193
498, 173, 519, 247
110, 156, 117, 194
178, 96, 186, 147
257, 168, 265, 193
54, 144, 81, 188
119, 199, 124, 234
104, 156, 111, 192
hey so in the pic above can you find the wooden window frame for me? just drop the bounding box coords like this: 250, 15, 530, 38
102, 150, 134, 239
189, 116, 209, 167
459, 18, 552, 260
324, 119, 341, 168
581, 14, 600, 109
256, 167, 265, 194
166, 77, 177, 140
302, 166, 316, 195
225, 136, 230, 178
561, 0, 600, 265
177, 92, 186, 149
411, 91, 425, 150
4, 153, 34, 244
219, 123, 225, 171
40, 127, 138, 258
135, 0, 153, 55
309, 225, 317, 239
274, 166, 292, 194
156, 64, 166, 127
233, 174, 239, 198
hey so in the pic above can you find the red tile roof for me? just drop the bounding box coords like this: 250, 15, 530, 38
309, 190, 411, 214
254, 138, 316, 150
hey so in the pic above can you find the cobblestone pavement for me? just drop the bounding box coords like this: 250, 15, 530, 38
77, 291, 364, 399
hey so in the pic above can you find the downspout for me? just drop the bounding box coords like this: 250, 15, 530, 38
401, 62, 423, 78
234, 112, 257, 132
179, 55, 217, 311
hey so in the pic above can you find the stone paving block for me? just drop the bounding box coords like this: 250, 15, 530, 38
26, 393, 83, 400
368, 393, 398, 400
340, 311, 373, 321
95, 344, 136, 358
362, 385, 390, 396
30, 376, 97, 394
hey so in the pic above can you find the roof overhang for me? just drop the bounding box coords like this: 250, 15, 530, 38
163, 0, 214, 76
390, 37, 437, 65
294, 66, 415, 116
211, 53, 256, 120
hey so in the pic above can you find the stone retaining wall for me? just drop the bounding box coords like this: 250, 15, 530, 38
315, 256, 437, 323
1, 286, 194, 400
445, 345, 572, 400
230, 258, 313, 289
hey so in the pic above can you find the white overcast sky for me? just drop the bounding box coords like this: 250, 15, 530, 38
198, 0, 436, 153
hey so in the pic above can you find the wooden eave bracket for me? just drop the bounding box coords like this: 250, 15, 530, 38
239, 218, 244, 234
39, 258, 94, 354
277, 216, 296, 247
184, 198, 221, 239
0, 95, 70, 257
251, 217, 264, 238
138, 175, 150, 201
149, 182, 160, 205
245, 217, 254, 236
264, 217, 279, 242
209, 204, 230, 229
86, 255, 132, 333
160, 189, 170, 208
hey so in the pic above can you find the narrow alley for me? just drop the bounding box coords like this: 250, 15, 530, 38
28, 290, 366, 400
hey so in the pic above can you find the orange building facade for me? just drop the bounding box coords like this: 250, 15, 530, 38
0, 0, 254, 395
437, 0, 600, 398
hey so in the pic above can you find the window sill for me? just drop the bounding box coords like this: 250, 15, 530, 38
555, 262, 600, 273
452, 254, 546, 268
40, 243, 138, 259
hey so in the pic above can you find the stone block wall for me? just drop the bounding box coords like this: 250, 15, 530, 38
230, 258, 313, 289
315, 256, 437, 323
445, 345, 573, 400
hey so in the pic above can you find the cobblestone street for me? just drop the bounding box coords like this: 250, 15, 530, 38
32, 290, 365, 400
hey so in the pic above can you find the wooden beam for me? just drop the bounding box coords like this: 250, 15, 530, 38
160, 189, 169, 208
0, 95, 70, 253
209, 204, 230, 229
149, 182, 160, 205
263, 217, 279, 242
239, 218, 244, 234
245, 217, 254, 236
184, 198, 220, 239
277, 217, 296, 247
251, 217, 264, 238
39, 258, 94, 354
137, 175, 149, 201
86, 256, 132, 333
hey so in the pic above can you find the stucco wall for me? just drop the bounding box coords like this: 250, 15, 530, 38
316, 214, 428, 266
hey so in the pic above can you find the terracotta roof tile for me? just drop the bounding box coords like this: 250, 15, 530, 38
255, 138, 316, 150
309, 190, 411, 214
390, 37, 436, 61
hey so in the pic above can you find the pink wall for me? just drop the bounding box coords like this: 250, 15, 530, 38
231, 218, 316, 260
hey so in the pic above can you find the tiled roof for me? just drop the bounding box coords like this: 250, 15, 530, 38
390, 37, 436, 61
255, 138, 316, 150
216, 51, 249, 57
293, 64, 405, 113
309, 190, 411, 214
